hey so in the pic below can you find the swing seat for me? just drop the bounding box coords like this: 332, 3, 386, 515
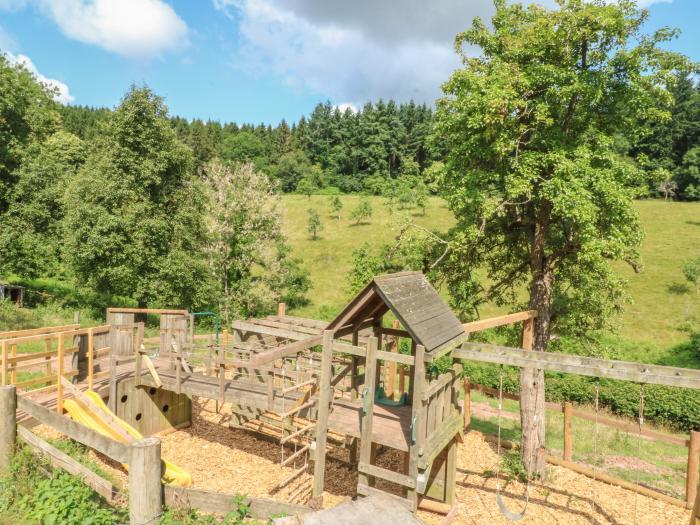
496, 493, 526, 521
375, 386, 408, 407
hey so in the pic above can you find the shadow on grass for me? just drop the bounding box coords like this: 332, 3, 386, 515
348, 221, 371, 227
686, 220, 700, 227
667, 282, 692, 295
656, 334, 700, 369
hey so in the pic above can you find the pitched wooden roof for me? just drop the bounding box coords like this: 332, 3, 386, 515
328, 272, 465, 354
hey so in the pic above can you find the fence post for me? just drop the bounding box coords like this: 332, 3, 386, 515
463, 378, 471, 432
277, 302, 286, 317
56, 333, 64, 414
0, 385, 17, 472
563, 402, 573, 462
686, 431, 700, 508
129, 437, 162, 525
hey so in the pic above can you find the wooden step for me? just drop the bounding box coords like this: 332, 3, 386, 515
358, 462, 416, 489
356, 483, 413, 511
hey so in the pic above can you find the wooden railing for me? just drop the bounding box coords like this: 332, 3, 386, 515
0, 385, 309, 525
464, 380, 696, 508
1, 325, 111, 412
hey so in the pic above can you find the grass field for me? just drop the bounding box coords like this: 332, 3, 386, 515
281, 196, 700, 347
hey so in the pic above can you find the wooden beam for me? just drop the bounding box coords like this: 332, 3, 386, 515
18, 426, 117, 502
107, 307, 188, 315
454, 342, 700, 389
16, 396, 130, 463
312, 330, 335, 499
462, 310, 538, 333
163, 486, 311, 519
248, 335, 323, 367
60, 378, 133, 442
232, 320, 311, 341
0, 324, 80, 339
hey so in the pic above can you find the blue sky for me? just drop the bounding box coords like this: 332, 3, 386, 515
0, 0, 698, 125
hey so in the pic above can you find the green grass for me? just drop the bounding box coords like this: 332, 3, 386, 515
469, 390, 688, 498
281, 196, 700, 346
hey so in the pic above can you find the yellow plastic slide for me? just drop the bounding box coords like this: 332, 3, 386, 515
63, 391, 193, 487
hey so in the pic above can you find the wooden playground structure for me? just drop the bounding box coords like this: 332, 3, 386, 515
2, 271, 700, 524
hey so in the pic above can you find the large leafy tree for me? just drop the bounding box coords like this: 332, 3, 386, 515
203, 160, 309, 323
1, 131, 86, 277
0, 54, 60, 214
433, 0, 689, 474
63, 86, 209, 309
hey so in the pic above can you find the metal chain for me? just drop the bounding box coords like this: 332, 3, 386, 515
634, 384, 645, 525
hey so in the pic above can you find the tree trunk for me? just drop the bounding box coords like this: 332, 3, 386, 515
520, 203, 552, 477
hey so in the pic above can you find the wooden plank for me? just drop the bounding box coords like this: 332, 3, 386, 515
232, 320, 310, 341
455, 343, 700, 390
18, 426, 116, 501
249, 335, 323, 367
60, 378, 134, 442
462, 310, 538, 332
356, 483, 413, 510
17, 396, 130, 463
358, 337, 379, 490
422, 372, 455, 401
376, 349, 414, 366
8, 347, 80, 368
417, 414, 462, 470
333, 341, 366, 358
141, 354, 162, 387
0, 324, 79, 339
163, 486, 311, 518
1, 325, 111, 346
380, 326, 411, 339
107, 307, 188, 315
250, 318, 321, 336
358, 462, 416, 488
407, 344, 426, 510
312, 330, 335, 498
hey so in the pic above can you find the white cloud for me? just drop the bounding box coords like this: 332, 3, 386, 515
215, 0, 674, 107
334, 103, 357, 114
0, 0, 188, 60
217, 0, 463, 107
6, 52, 74, 103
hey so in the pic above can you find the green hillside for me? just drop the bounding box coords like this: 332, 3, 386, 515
282, 196, 700, 347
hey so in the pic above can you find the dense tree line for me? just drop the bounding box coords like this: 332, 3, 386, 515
61, 76, 700, 201
64, 100, 441, 196
632, 71, 700, 200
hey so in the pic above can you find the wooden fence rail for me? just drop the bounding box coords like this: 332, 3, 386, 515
464, 381, 699, 508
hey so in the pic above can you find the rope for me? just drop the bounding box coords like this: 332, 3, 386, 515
634, 384, 645, 525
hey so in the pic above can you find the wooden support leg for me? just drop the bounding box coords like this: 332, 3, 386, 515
406, 344, 426, 512
0, 385, 17, 472
368, 443, 379, 488
349, 437, 358, 465
357, 337, 379, 491
312, 330, 335, 502
687, 431, 700, 509
128, 437, 162, 525
445, 438, 457, 506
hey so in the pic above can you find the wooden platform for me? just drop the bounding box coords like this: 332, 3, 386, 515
327, 399, 412, 452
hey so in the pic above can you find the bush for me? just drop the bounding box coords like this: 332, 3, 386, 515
461, 331, 700, 432
0, 445, 125, 525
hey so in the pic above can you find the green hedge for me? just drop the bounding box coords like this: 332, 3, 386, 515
461, 332, 700, 432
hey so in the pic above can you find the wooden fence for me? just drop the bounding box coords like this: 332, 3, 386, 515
463, 380, 698, 508
0, 385, 310, 524
1, 325, 112, 412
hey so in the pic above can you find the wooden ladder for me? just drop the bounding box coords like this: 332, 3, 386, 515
355, 337, 419, 511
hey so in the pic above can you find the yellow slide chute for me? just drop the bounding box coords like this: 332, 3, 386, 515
63, 391, 192, 487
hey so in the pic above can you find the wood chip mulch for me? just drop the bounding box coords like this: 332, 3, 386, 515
39, 397, 693, 524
